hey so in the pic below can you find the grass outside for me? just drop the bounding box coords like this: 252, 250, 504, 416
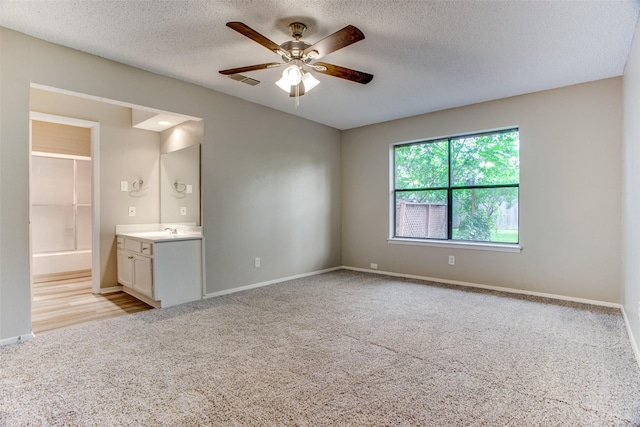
491, 229, 518, 243
452, 229, 518, 243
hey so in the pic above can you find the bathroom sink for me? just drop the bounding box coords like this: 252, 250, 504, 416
120, 231, 202, 241
136, 232, 180, 239
132, 231, 176, 237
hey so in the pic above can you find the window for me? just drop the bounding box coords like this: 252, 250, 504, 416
393, 128, 519, 244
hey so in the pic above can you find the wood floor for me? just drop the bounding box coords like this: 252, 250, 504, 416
32, 277, 153, 334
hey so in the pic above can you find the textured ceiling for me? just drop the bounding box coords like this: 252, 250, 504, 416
1, 1, 639, 130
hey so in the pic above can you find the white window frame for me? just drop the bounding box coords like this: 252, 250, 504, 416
388, 128, 522, 253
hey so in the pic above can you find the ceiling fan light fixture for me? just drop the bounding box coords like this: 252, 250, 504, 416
283, 65, 302, 85
276, 75, 292, 92
276, 63, 313, 93
276, 68, 320, 94
302, 71, 320, 92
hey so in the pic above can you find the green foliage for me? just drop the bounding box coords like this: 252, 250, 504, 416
451, 132, 519, 187
456, 213, 492, 241
396, 189, 447, 205
395, 140, 448, 190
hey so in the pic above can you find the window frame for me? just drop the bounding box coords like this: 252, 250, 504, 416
390, 128, 520, 250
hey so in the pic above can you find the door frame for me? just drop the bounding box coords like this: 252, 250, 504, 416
29, 112, 101, 294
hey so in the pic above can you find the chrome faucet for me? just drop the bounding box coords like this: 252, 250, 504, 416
164, 227, 178, 235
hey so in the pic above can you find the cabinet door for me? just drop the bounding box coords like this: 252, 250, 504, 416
133, 256, 154, 299
117, 250, 133, 288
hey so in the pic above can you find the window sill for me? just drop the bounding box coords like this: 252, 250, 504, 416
388, 238, 521, 253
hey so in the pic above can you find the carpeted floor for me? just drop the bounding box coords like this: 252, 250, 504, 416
1, 270, 639, 426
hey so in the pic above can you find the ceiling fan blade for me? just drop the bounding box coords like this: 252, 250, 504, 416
289, 82, 306, 97
312, 62, 373, 84
226, 22, 282, 54
219, 62, 282, 75
303, 25, 365, 59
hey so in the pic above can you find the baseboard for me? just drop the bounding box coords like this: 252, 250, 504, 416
622, 306, 640, 369
204, 266, 343, 299
100, 285, 123, 294
342, 266, 622, 309
0, 333, 35, 347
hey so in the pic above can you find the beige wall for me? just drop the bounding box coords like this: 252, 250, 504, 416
0, 28, 342, 340
31, 89, 162, 288
342, 78, 623, 303
623, 18, 640, 357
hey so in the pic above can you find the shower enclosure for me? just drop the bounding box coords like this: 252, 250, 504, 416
31, 153, 92, 281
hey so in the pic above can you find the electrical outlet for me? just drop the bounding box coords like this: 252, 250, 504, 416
370, 263, 378, 270
120, 181, 128, 191
186, 185, 193, 194
180, 207, 187, 216
448, 255, 455, 265
128, 206, 136, 217
254, 257, 261, 268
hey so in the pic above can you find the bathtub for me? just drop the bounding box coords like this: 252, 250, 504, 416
32, 250, 92, 282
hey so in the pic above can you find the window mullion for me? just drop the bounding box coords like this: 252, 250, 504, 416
451, 183, 519, 191
447, 138, 453, 240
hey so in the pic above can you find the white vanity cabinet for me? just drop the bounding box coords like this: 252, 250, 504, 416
116, 234, 204, 308
117, 238, 154, 299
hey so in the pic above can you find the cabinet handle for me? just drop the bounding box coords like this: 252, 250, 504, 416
128, 256, 134, 260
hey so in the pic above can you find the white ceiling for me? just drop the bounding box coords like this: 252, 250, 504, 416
1, 1, 639, 130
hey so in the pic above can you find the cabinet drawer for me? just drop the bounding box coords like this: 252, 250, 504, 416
121, 238, 153, 255
141, 242, 152, 256
124, 238, 142, 253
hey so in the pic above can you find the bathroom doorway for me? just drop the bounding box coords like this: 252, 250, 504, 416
30, 113, 99, 287
30, 114, 97, 333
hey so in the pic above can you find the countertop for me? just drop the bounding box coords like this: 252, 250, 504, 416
117, 231, 204, 243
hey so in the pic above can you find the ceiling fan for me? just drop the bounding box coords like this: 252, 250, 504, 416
219, 22, 373, 97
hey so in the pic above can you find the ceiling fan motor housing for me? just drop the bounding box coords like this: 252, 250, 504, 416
280, 40, 312, 61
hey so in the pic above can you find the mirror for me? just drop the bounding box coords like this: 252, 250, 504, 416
160, 144, 201, 225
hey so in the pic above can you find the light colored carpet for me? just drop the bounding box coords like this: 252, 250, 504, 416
1, 270, 639, 426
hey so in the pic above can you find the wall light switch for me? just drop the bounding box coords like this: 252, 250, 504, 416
128, 206, 136, 217
120, 181, 128, 192
186, 185, 193, 194
180, 207, 187, 216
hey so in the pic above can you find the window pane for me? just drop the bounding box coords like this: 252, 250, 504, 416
395, 190, 448, 239
451, 131, 519, 187
395, 140, 448, 190
31, 156, 74, 205
452, 187, 518, 243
